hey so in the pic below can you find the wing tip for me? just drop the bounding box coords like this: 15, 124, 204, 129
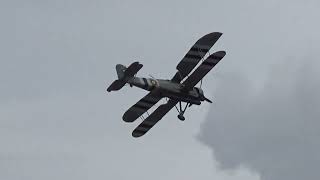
212, 50, 226, 58
132, 131, 144, 138
207, 32, 223, 38
122, 114, 135, 123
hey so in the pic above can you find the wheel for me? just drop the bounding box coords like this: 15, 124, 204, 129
178, 114, 185, 121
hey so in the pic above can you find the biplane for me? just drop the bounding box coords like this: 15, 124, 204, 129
107, 32, 226, 137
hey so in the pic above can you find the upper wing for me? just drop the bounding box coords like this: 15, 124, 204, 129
122, 90, 162, 122
182, 51, 226, 90
132, 99, 178, 138
171, 32, 222, 82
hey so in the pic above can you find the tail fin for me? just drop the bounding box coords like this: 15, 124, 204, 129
107, 62, 143, 92
116, 64, 127, 80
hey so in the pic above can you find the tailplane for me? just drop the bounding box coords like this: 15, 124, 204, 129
107, 62, 143, 92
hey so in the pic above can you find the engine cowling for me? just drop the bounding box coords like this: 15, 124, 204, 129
194, 87, 212, 103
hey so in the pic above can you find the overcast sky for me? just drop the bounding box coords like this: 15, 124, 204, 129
198, 1, 320, 180
1, 0, 319, 180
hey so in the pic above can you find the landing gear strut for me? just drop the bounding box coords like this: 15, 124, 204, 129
175, 101, 189, 121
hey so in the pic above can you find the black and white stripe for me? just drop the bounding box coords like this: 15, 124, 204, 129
172, 32, 223, 83
132, 99, 178, 138
122, 90, 162, 123
182, 51, 226, 90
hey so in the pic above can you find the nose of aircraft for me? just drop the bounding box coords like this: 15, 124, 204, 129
197, 87, 213, 103
203, 96, 213, 103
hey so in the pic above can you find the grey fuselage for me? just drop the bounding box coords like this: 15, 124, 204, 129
127, 77, 204, 105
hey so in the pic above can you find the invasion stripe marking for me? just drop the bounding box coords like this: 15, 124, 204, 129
208, 56, 223, 61
136, 126, 150, 131
140, 123, 152, 129
142, 78, 149, 89
185, 54, 202, 59
193, 44, 212, 50
207, 56, 222, 62
150, 86, 156, 91
187, 50, 203, 56
190, 47, 210, 52
135, 127, 149, 132
202, 61, 217, 67
182, 58, 201, 63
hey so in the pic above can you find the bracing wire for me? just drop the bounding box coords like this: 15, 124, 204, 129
174, 104, 180, 113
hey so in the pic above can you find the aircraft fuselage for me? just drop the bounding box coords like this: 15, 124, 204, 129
127, 77, 203, 105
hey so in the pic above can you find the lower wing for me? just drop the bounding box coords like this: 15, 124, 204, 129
122, 89, 162, 122
132, 99, 178, 138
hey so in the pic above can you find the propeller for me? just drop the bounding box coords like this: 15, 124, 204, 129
204, 96, 213, 103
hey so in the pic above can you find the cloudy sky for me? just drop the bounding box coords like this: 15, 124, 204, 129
1, 0, 319, 180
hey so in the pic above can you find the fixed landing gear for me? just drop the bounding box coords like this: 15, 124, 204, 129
178, 114, 185, 121
175, 101, 189, 121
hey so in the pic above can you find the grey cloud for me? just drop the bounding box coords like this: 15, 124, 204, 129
198, 17, 320, 180
2, 0, 320, 179
197, 1, 320, 180
199, 52, 320, 180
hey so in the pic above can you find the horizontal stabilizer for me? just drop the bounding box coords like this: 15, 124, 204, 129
108, 62, 143, 92
107, 80, 126, 92
124, 62, 143, 79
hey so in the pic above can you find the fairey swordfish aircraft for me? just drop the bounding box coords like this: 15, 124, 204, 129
107, 32, 226, 137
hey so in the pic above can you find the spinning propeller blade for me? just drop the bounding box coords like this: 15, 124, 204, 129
204, 97, 213, 103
